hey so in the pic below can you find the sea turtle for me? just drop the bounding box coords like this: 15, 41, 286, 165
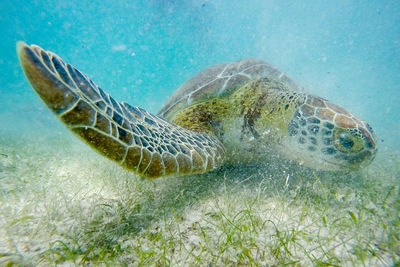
17, 42, 377, 179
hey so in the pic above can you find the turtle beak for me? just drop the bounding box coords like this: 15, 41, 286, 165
347, 150, 377, 170
359, 123, 378, 167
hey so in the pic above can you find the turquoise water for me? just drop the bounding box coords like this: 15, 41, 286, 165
1, 1, 399, 153
1, 1, 400, 265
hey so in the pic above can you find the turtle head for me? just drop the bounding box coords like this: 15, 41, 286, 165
283, 95, 377, 171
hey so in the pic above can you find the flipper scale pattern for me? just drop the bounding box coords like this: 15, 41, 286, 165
17, 42, 225, 178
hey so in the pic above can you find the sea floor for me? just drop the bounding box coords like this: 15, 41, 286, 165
0, 130, 399, 266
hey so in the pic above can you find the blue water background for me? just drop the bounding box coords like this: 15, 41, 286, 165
0, 0, 399, 156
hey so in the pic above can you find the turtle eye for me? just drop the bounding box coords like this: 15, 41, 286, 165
334, 129, 364, 153
339, 133, 354, 149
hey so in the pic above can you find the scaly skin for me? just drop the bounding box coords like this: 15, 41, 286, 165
17, 42, 378, 177
17, 42, 225, 179
172, 78, 305, 164
172, 77, 377, 170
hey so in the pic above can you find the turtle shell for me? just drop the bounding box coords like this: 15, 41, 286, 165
158, 58, 303, 120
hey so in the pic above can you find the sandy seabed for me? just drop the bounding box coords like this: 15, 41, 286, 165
0, 130, 399, 266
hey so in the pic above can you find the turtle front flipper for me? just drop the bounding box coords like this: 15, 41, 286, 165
17, 42, 225, 179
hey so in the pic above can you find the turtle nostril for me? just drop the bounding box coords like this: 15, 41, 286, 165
365, 123, 374, 134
